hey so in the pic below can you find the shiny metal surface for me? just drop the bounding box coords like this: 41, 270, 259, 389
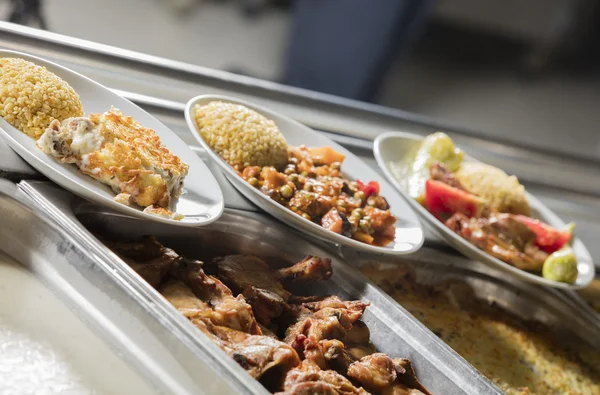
0, 179, 254, 394
19, 180, 502, 395
346, 244, 600, 331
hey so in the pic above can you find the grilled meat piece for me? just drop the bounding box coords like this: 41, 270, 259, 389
169, 259, 261, 334
106, 235, 164, 261
216, 255, 334, 329
161, 280, 299, 389
216, 255, 291, 300
160, 280, 213, 318
348, 354, 430, 395
446, 212, 548, 271
345, 320, 371, 346
243, 286, 289, 329
347, 344, 378, 361
124, 250, 180, 288
393, 359, 431, 395
429, 162, 465, 191
109, 236, 185, 288
215, 255, 292, 328
318, 339, 353, 375
348, 353, 398, 392
278, 361, 368, 395
209, 324, 301, 389
276, 256, 333, 285
285, 297, 369, 359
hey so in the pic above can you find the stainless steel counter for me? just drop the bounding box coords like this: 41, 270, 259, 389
0, 21, 599, 264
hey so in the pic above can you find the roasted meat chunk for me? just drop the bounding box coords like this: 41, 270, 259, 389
446, 212, 548, 271
276, 256, 333, 285
106, 236, 430, 395
208, 324, 300, 389
169, 258, 261, 334
215, 255, 291, 300
348, 354, 430, 395
278, 361, 368, 395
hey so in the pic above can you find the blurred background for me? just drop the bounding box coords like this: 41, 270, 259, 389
2, 0, 600, 159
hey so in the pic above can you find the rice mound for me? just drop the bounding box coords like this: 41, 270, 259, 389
193, 101, 288, 169
0, 57, 84, 139
455, 162, 532, 216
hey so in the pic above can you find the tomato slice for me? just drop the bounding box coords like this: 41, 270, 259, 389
357, 180, 380, 199
424, 180, 486, 219
512, 215, 573, 253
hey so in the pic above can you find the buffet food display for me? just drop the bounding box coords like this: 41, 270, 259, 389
105, 235, 430, 394
385, 132, 584, 285
0, 58, 189, 218
193, 101, 396, 246
1, 44, 599, 395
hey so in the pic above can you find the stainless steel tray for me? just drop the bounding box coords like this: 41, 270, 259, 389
0, 178, 260, 394
344, 248, 600, 353
18, 180, 502, 395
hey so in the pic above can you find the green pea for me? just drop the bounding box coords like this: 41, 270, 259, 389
351, 208, 364, 218
248, 177, 259, 187
280, 185, 294, 199
354, 191, 365, 201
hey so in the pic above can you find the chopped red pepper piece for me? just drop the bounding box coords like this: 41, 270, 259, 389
357, 180, 380, 199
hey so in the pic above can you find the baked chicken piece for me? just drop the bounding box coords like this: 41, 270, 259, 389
37, 107, 188, 212
348, 354, 430, 395
106, 236, 431, 395
277, 360, 368, 395
276, 256, 333, 285
169, 258, 261, 335
215, 255, 333, 329
161, 280, 300, 390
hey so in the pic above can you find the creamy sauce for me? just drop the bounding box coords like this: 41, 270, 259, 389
69, 118, 103, 154
0, 253, 157, 395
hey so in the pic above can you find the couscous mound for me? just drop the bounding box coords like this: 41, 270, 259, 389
193, 101, 288, 169
455, 161, 532, 216
0, 57, 84, 139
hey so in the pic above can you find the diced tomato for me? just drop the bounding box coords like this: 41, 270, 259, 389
357, 180, 380, 199
424, 180, 486, 219
512, 215, 573, 253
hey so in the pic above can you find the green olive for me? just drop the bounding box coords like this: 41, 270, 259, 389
248, 177, 259, 187
354, 191, 365, 201
542, 247, 578, 284
280, 185, 294, 199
